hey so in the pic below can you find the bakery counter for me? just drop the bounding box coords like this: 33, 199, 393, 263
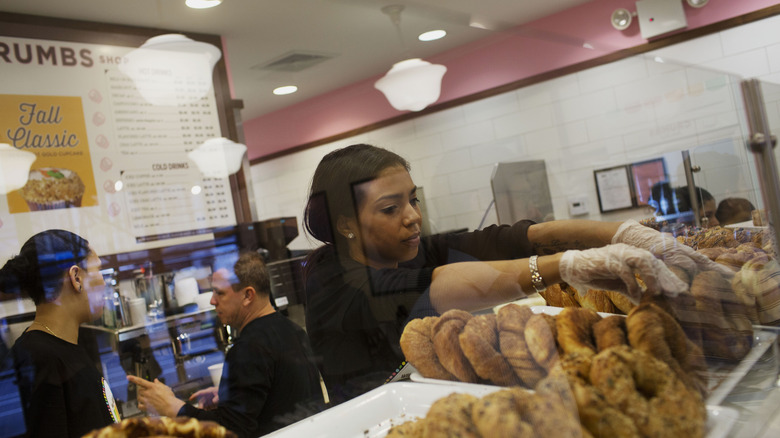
717, 325, 780, 437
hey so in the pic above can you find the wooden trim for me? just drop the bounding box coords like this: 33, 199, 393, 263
0, 11, 253, 224
250, 4, 780, 165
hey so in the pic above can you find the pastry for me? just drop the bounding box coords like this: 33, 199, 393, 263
20, 167, 85, 211
496, 304, 547, 386
524, 313, 560, 370
555, 307, 601, 357
400, 316, 456, 381
432, 309, 478, 383
459, 313, 521, 386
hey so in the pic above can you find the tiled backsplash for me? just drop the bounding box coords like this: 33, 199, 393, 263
251, 14, 780, 251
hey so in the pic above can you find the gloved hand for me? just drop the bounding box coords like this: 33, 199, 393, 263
559, 243, 688, 303
612, 219, 734, 278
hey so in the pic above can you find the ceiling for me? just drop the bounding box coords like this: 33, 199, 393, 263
0, 0, 591, 121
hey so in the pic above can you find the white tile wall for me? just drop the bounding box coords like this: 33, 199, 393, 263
250, 15, 780, 251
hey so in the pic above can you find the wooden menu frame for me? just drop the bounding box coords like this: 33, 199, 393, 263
0, 12, 252, 273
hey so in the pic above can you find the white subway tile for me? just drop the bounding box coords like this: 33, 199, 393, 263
418, 148, 473, 179
557, 88, 617, 123
577, 57, 648, 93
469, 138, 526, 168
720, 15, 780, 56
702, 49, 771, 79
448, 165, 494, 194
517, 74, 581, 109
413, 106, 466, 137
440, 120, 495, 151
494, 104, 556, 139
462, 92, 520, 123
646, 33, 724, 66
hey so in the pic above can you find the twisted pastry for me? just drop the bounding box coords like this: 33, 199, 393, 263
496, 304, 547, 386
471, 388, 534, 438
420, 392, 480, 437
400, 316, 456, 381
589, 346, 706, 438
592, 315, 627, 352
459, 313, 521, 386
524, 313, 560, 370
432, 309, 478, 383
556, 307, 602, 357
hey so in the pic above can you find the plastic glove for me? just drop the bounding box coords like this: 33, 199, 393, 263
612, 219, 734, 278
559, 243, 688, 304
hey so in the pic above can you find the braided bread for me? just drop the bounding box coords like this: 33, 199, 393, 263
459, 314, 521, 386
496, 304, 547, 387
400, 316, 456, 381
432, 309, 478, 383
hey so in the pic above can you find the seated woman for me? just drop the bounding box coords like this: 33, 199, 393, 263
1, 229, 119, 437
302, 144, 725, 404
647, 182, 719, 228
716, 197, 755, 226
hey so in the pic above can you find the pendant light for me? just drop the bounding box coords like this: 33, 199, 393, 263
0, 143, 36, 195
373, 5, 447, 112
187, 137, 247, 179
119, 34, 222, 106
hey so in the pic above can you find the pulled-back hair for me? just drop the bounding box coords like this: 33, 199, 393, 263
303, 144, 410, 247
0, 229, 91, 305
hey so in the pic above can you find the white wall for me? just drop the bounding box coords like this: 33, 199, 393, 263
250, 14, 780, 252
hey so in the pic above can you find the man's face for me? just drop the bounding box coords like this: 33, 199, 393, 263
210, 268, 244, 327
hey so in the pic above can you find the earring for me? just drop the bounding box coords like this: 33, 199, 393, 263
347, 233, 355, 239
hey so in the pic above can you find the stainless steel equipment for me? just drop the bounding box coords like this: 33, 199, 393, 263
80, 308, 229, 418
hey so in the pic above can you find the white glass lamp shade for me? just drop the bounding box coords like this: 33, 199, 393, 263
374, 58, 447, 112
119, 34, 222, 106
0, 143, 36, 194
188, 137, 247, 179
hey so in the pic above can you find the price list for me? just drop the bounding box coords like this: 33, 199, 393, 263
107, 71, 220, 155
120, 156, 235, 243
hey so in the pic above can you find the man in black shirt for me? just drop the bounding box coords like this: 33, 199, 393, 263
128, 251, 324, 437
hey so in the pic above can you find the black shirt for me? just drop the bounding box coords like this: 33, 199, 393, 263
179, 312, 323, 437
12, 330, 119, 438
304, 221, 535, 403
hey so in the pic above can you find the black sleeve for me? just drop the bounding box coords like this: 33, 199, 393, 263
178, 339, 273, 438
420, 220, 536, 264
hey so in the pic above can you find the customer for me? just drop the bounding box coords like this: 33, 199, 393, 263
128, 251, 324, 438
716, 197, 755, 226
675, 185, 719, 227
1, 229, 118, 437
302, 143, 727, 403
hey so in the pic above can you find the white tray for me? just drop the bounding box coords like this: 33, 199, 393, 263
265, 381, 738, 438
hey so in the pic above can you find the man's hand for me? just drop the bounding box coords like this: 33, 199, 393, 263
190, 387, 219, 410
127, 375, 186, 418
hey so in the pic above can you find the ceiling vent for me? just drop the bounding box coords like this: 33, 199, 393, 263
252, 51, 335, 72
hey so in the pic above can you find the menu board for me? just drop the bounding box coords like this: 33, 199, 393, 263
0, 31, 238, 259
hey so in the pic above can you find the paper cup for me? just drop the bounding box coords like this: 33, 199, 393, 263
129, 297, 147, 326
208, 363, 223, 387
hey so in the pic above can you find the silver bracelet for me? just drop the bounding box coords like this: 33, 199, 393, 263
529, 255, 547, 294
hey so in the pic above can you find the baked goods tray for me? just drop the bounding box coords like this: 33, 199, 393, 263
704, 327, 778, 406
265, 381, 737, 438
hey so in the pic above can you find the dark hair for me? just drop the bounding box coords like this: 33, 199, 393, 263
716, 197, 755, 225
0, 230, 91, 305
214, 250, 271, 297
303, 144, 410, 246
648, 182, 715, 217
232, 251, 271, 297
675, 186, 715, 213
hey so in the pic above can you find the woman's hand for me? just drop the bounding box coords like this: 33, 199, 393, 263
190, 387, 219, 410
559, 243, 688, 303
612, 219, 734, 277
127, 375, 185, 418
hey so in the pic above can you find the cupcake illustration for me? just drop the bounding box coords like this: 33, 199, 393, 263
20, 167, 85, 211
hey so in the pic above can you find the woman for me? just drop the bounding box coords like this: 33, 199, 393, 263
1, 229, 119, 437
302, 144, 724, 403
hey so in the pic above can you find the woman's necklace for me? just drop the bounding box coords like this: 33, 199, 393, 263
32, 320, 59, 338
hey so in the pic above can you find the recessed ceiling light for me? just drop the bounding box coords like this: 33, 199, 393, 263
686, 0, 708, 8
185, 0, 222, 9
418, 30, 446, 42
273, 85, 298, 95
